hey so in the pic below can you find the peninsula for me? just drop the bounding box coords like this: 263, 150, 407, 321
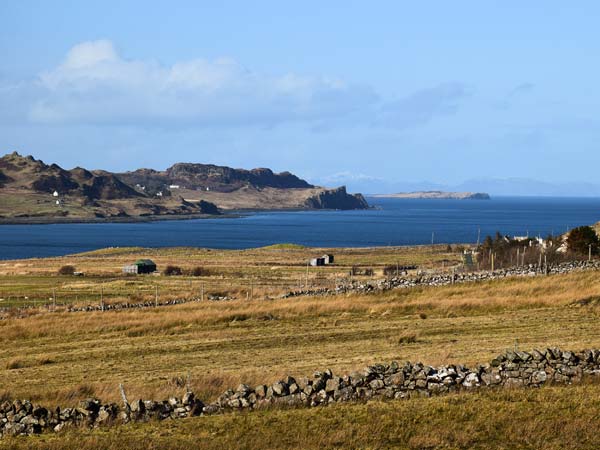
0, 152, 369, 223
372, 191, 490, 200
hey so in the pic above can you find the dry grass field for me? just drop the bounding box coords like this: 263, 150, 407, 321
0, 245, 462, 308
1, 245, 600, 449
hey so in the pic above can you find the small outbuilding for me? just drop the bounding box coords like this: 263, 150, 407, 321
310, 257, 326, 267
123, 259, 157, 274
322, 254, 334, 264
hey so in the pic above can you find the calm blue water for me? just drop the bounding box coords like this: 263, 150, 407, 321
1, 197, 599, 260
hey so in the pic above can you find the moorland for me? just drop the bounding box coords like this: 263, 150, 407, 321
1, 244, 600, 448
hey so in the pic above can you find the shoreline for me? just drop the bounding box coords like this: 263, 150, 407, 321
0, 212, 238, 225
0, 205, 376, 226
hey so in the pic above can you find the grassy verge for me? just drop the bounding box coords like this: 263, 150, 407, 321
4, 382, 600, 449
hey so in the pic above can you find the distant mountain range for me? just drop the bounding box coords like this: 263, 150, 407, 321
314, 175, 600, 197
0, 152, 368, 223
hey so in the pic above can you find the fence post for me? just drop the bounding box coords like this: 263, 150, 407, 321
100, 284, 104, 311
53, 288, 56, 310
305, 261, 309, 288
119, 383, 129, 407
201, 283, 204, 301
155, 285, 158, 307
119, 383, 131, 420
186, 371, 192, 394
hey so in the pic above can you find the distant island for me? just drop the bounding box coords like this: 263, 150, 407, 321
0, 152, 369, 224
372, 191, 490, 200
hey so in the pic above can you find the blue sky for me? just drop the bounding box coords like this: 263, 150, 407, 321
1, 1, 599, 193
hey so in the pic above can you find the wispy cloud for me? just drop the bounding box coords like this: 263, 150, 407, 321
507, 82, 534, 99
0, 40, 471, 131
29, 40, 380, 127
375, 82, 471, 129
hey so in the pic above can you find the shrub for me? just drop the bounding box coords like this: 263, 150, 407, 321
383, 265, 396, 276
163, 265, 183, 276
190, 266, 206, 277
419, 312, 428, 320
567, 226, 600, 255
57, 265, 76, 275
350, 267, 375, 276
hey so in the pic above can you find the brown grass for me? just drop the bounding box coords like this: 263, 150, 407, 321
1, 246, 600, 448
4, 383, 600, 449
0, 268, 599, 406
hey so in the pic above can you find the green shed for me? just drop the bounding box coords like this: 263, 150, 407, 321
123, 259, 157, 274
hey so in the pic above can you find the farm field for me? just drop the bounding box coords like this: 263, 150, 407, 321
1, 245, 600, 449
0, 244, 462, 308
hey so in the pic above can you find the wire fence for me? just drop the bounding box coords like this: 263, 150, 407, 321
0, 275, 359, 311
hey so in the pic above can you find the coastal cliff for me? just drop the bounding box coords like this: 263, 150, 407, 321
304, 186, 369, 210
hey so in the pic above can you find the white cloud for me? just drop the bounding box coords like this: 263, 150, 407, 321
62, 40, 119, 69
0, 40, 469, 130
19, 40, 377, 127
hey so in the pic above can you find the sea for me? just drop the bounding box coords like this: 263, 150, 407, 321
1, 196, 599, 260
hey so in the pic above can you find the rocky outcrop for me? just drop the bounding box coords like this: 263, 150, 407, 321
79, 171, 141, 200
1, 152, 142, 200
304, 186, 369, 210
196, 200, 220, 215
2, 348, 599, 437
118, 163, 313, 194
30, 173, 79, 194
0, 170, 10, 188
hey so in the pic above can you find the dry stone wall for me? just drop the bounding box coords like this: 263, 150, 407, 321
2, 260, 598, 320
284, 260, 600, 298
2, 347, 600, 437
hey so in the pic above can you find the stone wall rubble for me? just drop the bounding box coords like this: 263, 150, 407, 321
283, 260, 600, 298
2, 347, 600, 437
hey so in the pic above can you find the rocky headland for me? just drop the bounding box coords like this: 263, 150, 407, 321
0, 152, 369, 223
